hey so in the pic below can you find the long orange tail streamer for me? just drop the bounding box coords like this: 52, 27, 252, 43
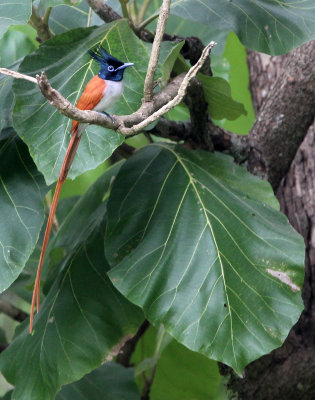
30, 75, 106, 333
30, 131, 82, 333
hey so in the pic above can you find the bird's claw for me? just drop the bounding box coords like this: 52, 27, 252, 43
99, 111, 115, 124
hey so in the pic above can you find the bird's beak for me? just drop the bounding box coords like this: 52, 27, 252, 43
115, 62, 134, 71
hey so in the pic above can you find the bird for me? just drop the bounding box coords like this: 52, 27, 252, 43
29, 46, 134, 333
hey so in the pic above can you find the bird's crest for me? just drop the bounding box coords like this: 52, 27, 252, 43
88, 45, 124, 69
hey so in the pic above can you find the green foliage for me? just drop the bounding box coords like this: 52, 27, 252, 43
0, 29, 36, 68
0, 167, 143, 400
49, 1, 103, 34
170, 0, 315, 55
200, 75, 247, 121
214, 32, 256, 135
0, 0, 32, 39
106, 144, 304, 373
0, 0, 310, 398
132, 326, 223, 399
0, 63, 20, 133
0, 135, 47, 293
56, 363, 140, 400
13, 20, 181, 184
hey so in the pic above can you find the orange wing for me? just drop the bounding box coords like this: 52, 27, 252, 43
71, 75, 106, 133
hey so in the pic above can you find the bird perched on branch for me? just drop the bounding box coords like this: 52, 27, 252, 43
30, 46, 134, 333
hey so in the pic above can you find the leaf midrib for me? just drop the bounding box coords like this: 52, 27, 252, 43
157, 144, 238, 369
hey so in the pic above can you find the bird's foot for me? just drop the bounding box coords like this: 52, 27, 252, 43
99, 111, 115, 124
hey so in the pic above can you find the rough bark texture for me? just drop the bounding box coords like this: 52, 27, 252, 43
224, 42, 315, 400
247, 40, 315, 190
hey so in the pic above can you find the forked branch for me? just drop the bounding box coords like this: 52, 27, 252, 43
0, 42, 216, 136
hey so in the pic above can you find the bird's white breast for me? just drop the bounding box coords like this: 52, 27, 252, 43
94, 80, 124, 112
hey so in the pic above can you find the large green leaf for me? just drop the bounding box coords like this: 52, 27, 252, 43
56, 362, 140, 400
0, 0, 31, 39
105, 144, 304, 374
0, 173, 143, 400
0, 135, 47, 293
13, 20, 181, 185
170, 0, 315, 55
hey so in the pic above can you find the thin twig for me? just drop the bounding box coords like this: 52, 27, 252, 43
0, 68, 37, 84
0, 298, 28, 322
121, 41, 216, 134
143, 0, 171, 102
137, 12, 159, 31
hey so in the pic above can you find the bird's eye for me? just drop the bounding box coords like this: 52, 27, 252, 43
108, 65, 114, 72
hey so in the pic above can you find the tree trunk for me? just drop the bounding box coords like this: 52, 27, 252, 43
224, 44, 315, 399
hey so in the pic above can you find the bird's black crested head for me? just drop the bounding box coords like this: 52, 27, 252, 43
88, 46, 134, 82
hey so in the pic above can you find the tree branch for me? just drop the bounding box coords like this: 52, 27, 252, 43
116, 320, 150, 366
119, 42, 216, 135
0, 298, 28, 322
149, 117, 247, 159
143, 0, 171, 102
85, 0, 121, 22
247, 40, 315, 190
0, 42, 215, 137
0, 68, 37, 84
29, 5, 53, 43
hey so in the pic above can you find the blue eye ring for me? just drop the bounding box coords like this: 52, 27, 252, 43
108, 65, 114, 72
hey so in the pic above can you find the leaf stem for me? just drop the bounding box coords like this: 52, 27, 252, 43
87, 6, 93, 27
138, 0, 151, 24
137, 12, 159, 31
133, 0, 139, 18
43, 6, 52, 25
119, 0, 130, 19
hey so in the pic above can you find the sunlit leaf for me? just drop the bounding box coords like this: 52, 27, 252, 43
200, 75, 247, 121
213, 32, 255, 135
106, 144, 304, 374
